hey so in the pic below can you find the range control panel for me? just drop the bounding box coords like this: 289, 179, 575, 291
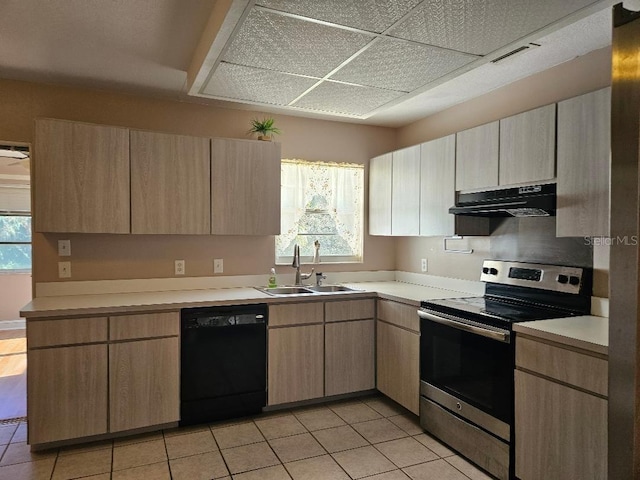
480, 260, 587, 294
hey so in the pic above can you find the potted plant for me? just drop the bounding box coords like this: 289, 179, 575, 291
248, 117, 281, 141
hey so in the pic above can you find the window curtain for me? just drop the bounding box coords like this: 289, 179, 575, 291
276, 159, 364, 260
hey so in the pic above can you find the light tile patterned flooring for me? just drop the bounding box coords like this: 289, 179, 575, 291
0, 395, 494, 480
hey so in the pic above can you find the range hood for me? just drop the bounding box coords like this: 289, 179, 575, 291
449, 183, 556, 217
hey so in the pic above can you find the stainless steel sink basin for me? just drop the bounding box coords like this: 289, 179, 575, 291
256, 286, 315, 296
307, 285, 357, 293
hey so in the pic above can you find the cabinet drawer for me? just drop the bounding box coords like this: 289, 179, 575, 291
377, 299, 419, 332
325, 299, 374, 322
110, 312, 179, 341
28, 317, 108, 348
516, 336, 607, 396
269, 302, 324, 327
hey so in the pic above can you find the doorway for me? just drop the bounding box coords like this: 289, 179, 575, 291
0, 142, 31, 421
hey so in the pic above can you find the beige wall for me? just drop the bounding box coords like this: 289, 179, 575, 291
0, 78, 397, 283
0, 274, 31, 320
395, 47, 612, 297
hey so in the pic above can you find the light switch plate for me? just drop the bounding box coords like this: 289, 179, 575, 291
421, 258, 428, 272
175, 260, 185, 275
58, 261, 71, 278
214, 258, 224, 274
58, 239, 71, 256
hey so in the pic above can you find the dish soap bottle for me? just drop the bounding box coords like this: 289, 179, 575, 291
268, 268, 277, 288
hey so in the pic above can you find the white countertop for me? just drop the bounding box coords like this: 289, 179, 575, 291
513, 315, 608, 355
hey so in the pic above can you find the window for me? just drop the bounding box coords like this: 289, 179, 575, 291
0, 215, 31, 272
276, 159, 364, 264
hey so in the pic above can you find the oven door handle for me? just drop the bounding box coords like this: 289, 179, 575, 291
418, 310, 510, 343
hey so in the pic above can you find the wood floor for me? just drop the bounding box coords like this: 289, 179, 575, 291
0, 329, 26, 420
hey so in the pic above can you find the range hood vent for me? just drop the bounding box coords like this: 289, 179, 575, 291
449, 183, 556, 218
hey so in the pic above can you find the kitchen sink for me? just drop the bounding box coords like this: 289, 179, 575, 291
256, 286, 316, 295
307, 285, 357, 293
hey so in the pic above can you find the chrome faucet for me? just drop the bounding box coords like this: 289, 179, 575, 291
292, 244, 314, 285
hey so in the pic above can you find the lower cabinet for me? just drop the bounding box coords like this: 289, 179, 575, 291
325, 319, 375, 396
28, 344, 108, 444
109, 337, 180, 432
515, 335, 608, 480
268, 324, 324, 405
376, 319, 420, 414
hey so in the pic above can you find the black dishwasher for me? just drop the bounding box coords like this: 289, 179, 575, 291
180, 304, 267, 426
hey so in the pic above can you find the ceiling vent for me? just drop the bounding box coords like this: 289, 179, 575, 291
491, 43, 541, 64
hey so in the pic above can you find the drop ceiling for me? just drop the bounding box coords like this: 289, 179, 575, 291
0, 0, 614, 127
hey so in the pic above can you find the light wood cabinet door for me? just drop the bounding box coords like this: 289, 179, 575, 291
130, 130, 210, 234
34, 119, 130, 233
28, 344, 108, 444
369, 153, 392, 235
499, 104, 556, 186
109, 337, 179, 432
376, 320, 420, 414
392, 145, 421, 236
268, 325, 323, 405
269, 302, 324, 327
515, 370, 607, 480
557, 87, 611, 237
325, 319, 375, 396
420, 135, 455, 236
211, 138, 281, 235
455, 121, 499, 191
109, 311, 179, 341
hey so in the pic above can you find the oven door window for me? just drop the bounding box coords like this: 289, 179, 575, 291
420, 318, 513, 424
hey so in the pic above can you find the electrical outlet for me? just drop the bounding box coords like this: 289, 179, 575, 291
58, 261, 71, 278
58, 239, 71, 256
214, 258, 224, 274
421, 258, 428, 272
175, 260, 185, 275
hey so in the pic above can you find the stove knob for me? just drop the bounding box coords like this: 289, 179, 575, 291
557, 274, 569, 284
482, 267, 490, 274
569, 276, 580, 286
489, 268, 498, 275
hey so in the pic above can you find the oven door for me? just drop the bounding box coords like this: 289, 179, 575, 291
418, 309, 514, 429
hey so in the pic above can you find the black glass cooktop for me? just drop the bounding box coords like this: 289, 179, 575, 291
420, 296, 577, 328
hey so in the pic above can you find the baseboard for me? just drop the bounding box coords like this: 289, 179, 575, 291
0, 320, 26, 330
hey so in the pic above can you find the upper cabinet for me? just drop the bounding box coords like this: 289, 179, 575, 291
34, 119, 130, 233
392, 145, 421, 236
130, 131, 210, 234
455, 121, 499, 191
369, 153, 392, 236
556, 88, 611, 237
211, 138, 281, 235
420, 135, 455, 236
499, 104, 556, 186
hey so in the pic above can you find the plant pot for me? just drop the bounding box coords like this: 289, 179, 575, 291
257, 135, 272, 141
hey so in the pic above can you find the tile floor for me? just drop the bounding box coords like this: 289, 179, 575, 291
0, 395, 495, 480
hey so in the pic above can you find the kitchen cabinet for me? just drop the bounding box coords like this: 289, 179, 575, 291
28, 344, 108, 444
109, 337, 179, 432
392, 145, 421, 236
455, 121, 499, 191
130, 130, 210, 234
211, 138, 281, 235
499, 104, 556, 186
515, 335, 607, 480
420, 135, 455, 236
369, 153, 392, 235
376, 299, 420, 414
325, 299, 376, 396
556, 87, 611, 237
34, 118, 130, 233
268, 302, 324, 405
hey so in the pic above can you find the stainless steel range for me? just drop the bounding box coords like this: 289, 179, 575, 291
418, 260, 592, 480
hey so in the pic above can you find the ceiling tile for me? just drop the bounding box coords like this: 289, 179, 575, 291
202, 63, 319, 105
389, 0, 600, 55
222, 8, 373, 77
255, 0, 422, 33
330, 38, 477, 92
292, 81, 403, 116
